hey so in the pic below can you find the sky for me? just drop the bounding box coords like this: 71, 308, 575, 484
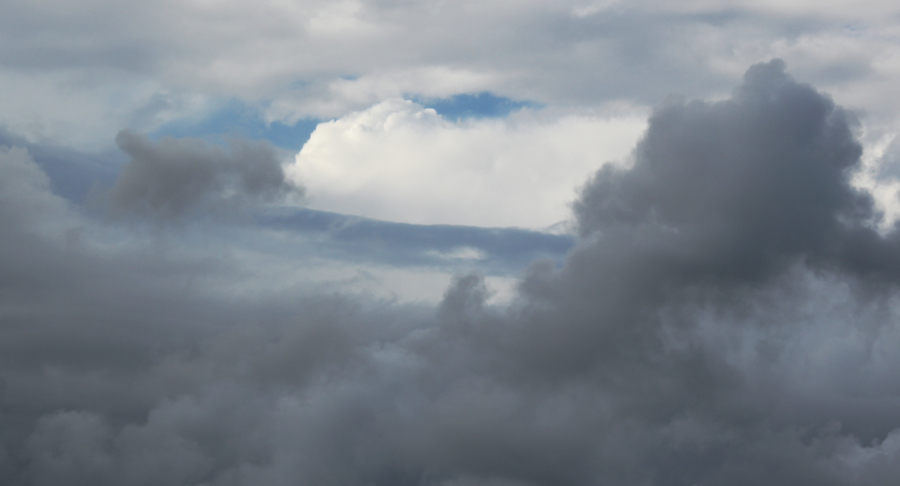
4, 1, 900, 485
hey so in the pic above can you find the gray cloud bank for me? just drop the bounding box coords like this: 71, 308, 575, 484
4, 61, 900, 485
107, 131, 301, 221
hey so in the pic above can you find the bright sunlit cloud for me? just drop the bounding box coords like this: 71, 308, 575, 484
288, 99, 646, 228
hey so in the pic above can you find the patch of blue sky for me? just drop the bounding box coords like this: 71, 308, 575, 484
0, 127, 123, 204
152, 99, 322, 151
414, 92, 540, 120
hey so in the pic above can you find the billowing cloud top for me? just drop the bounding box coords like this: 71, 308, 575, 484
3, 60, 900, 486
288, 99, 644, 228
575, 60, 875, 281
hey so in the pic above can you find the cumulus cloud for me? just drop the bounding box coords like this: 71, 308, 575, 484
107, 130, 302, 221
288, 99, 645, 228
6, 61, 900, 486
574, 59, 876, 282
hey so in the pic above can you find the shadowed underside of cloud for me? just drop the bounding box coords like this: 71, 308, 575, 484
5, 61, 900, 485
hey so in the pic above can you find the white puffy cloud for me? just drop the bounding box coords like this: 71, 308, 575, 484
288, 99, 646, 228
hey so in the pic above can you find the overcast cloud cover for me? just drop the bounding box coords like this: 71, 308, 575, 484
5, 1, 900, 485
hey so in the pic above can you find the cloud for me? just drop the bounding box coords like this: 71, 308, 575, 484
259, 207, 573, 272
6, 61, 900, 486
574, 59, 873, 282
0, 127, 122, 204
2, 0, 899, 149
107, 130, 302, 221
288, 99, 645, 228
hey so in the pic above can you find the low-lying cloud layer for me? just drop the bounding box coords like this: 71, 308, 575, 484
3, 61, 900, 485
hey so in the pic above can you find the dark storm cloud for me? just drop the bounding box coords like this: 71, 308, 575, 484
574, 59, 875, 283
107, 130, 302, 221
504, 60, 900, 483
5, 61, 900, 485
